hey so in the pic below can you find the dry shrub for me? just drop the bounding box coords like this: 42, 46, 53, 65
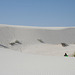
61, 43, 69, 47
37, 39, 44, 43
72, 52, 75, 57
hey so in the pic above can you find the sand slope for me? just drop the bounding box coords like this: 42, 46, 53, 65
0, 24, 75, 56
0, 48, 75, 75
0, 24, 75, 48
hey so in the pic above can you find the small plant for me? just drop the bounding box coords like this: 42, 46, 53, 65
72, 52, 75, 57
15, 40, 21, 44
64, 53, 68, 57
37, 39, 44, 43
10, 42, 15, 46
61, 43, 69, 47
10, 40, 22, 46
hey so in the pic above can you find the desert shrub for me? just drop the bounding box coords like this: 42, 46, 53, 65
64, 53, 68, 57
72, 52, 75, 57
10, 40, 22, 46
10, 42, 15, 46
61, 43, 69, 47
37, 39, 44, 43
15, 40, 22, 44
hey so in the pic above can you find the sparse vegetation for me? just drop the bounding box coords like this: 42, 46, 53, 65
64, 53, 68, 57
37, 39, 44, 43
10, 40, 22, 46
10, 42, 15, 46
72, 52, 75, 57
61, 43, 69, 47
15, 40, 22, 44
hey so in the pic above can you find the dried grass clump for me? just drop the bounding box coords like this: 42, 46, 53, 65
37, 39, 44, 43
61, 43, 69, 47
10, 40, 22, 46
72, 52, 75, 57
10, 42, 15, 46
15, 40, 22, 44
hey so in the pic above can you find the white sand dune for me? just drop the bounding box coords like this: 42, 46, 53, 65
0, 24, 75, 56
0, 24, 75, 75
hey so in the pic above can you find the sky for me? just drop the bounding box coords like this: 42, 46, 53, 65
0, 0, 75, 27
